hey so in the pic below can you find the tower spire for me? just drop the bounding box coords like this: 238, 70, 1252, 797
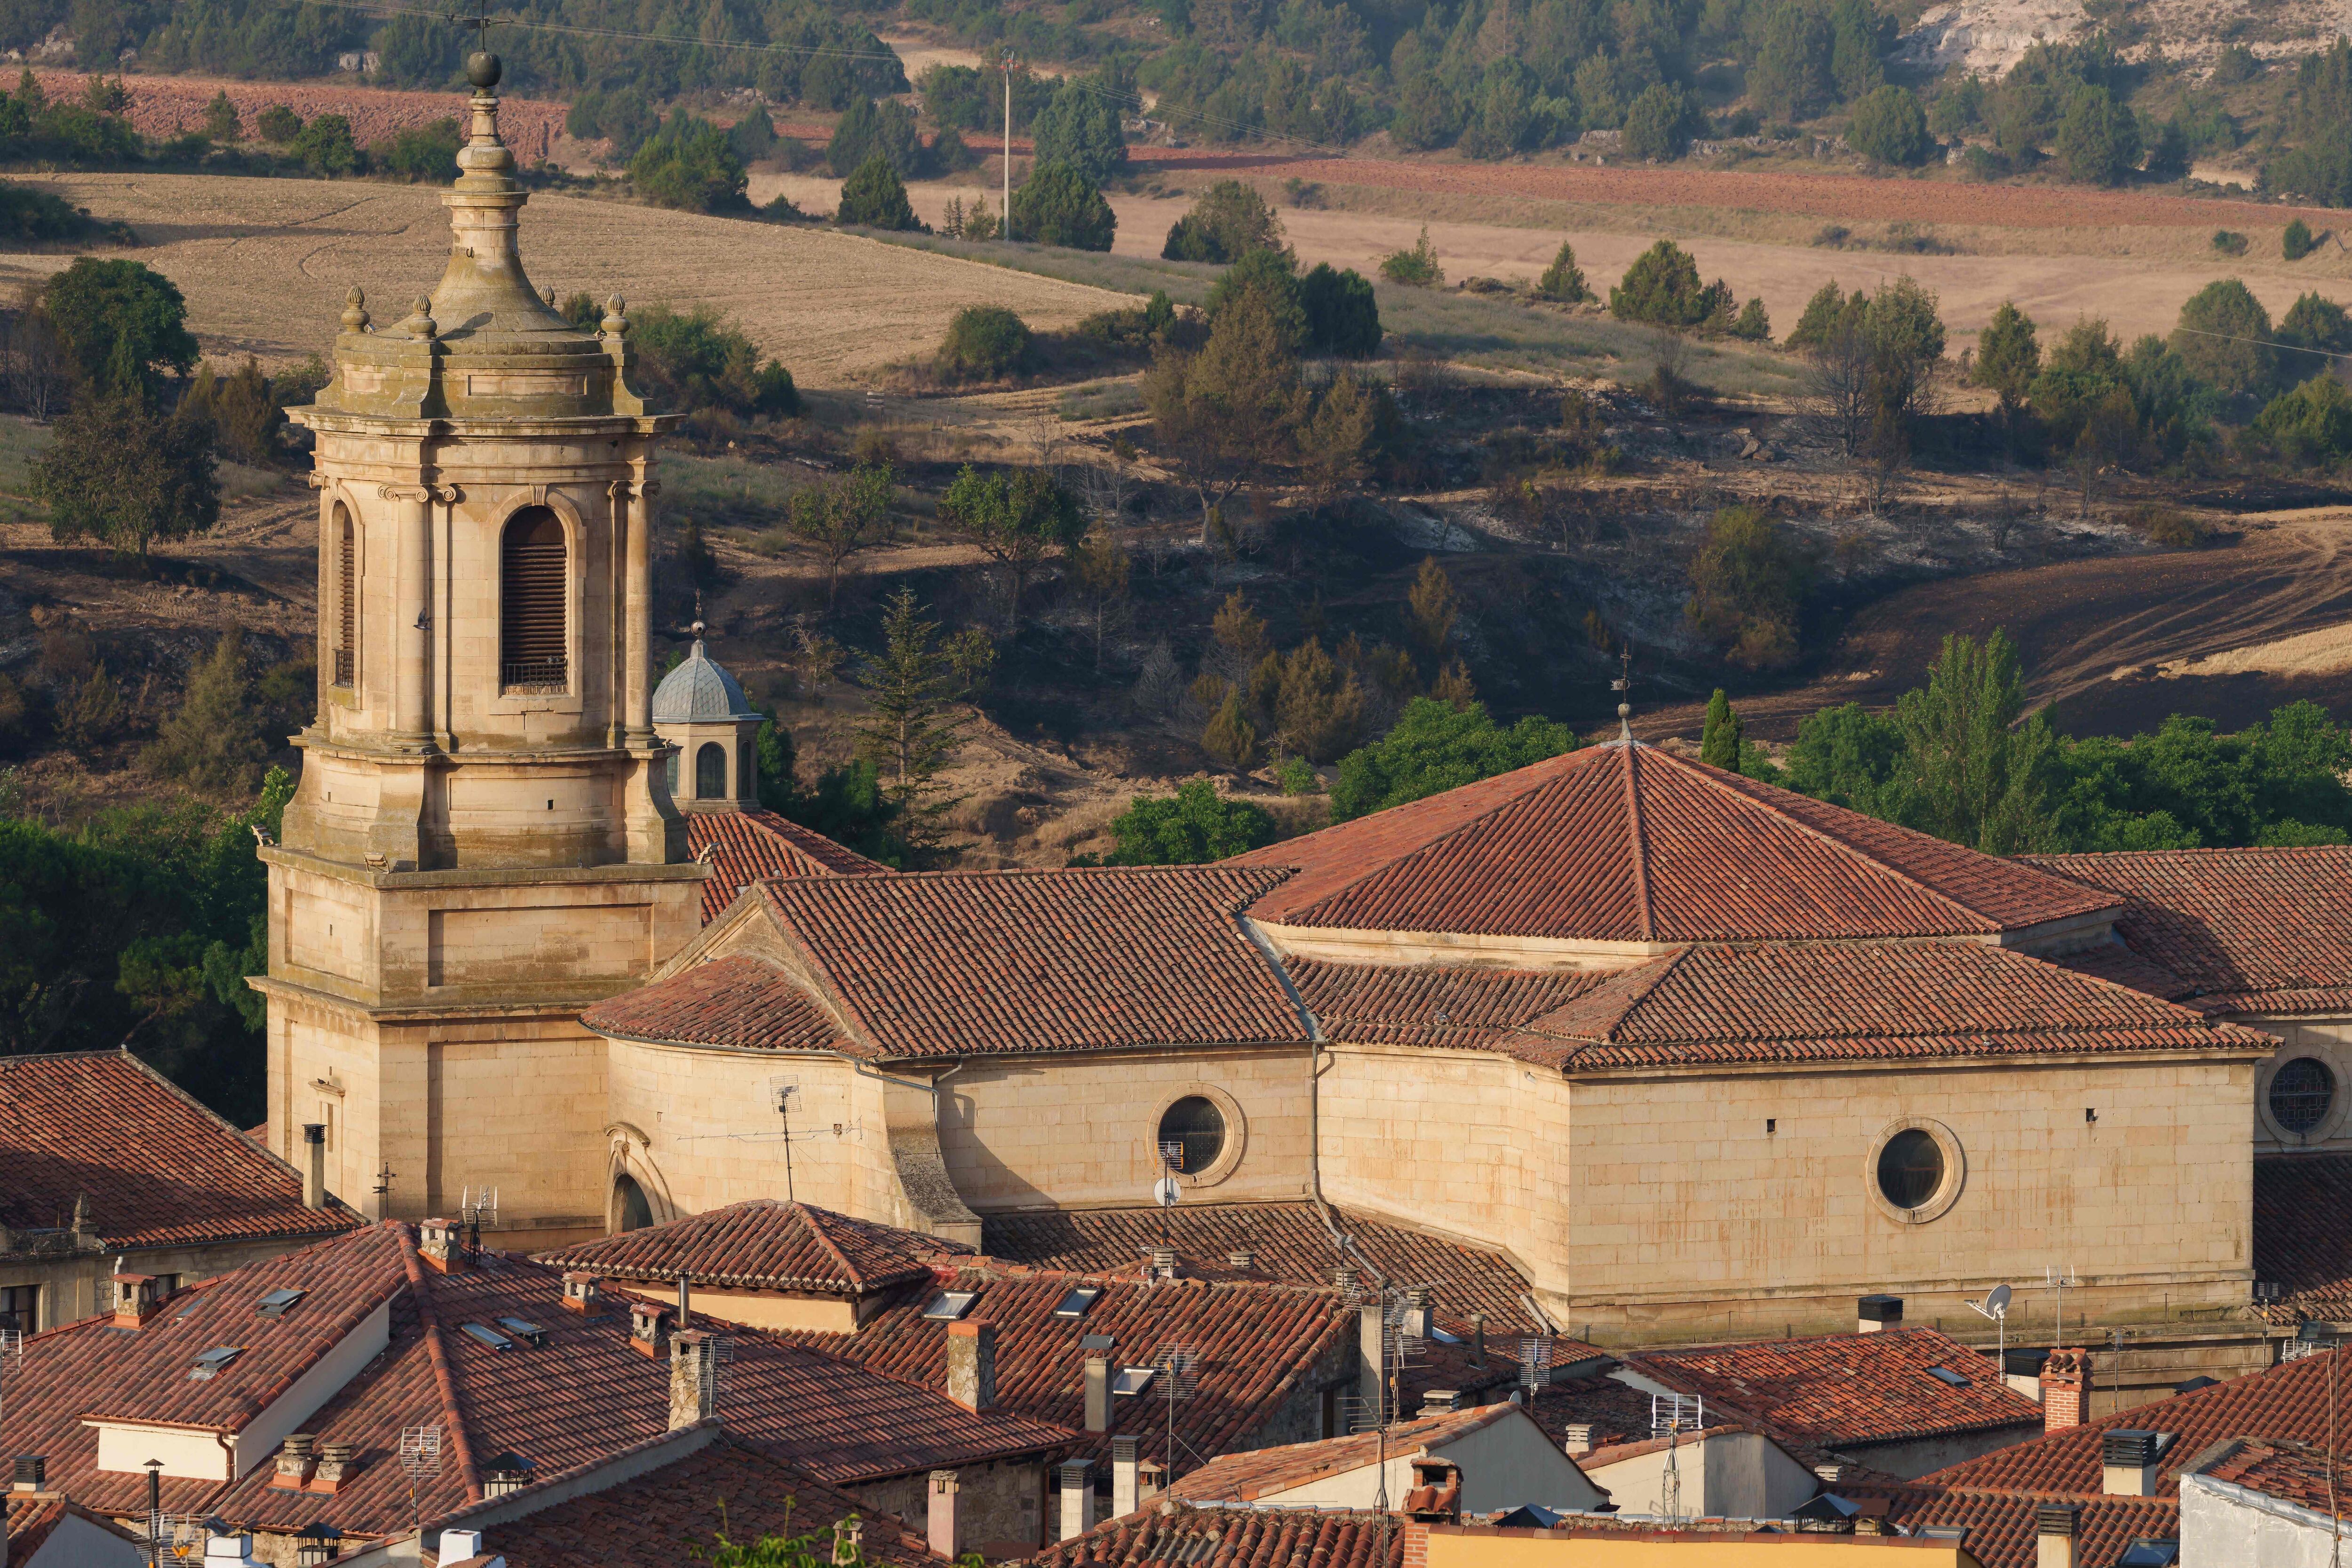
431, 38, 566, 335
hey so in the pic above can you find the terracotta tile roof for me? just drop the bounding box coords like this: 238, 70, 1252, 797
977, 1203, 1544, 1331
1624, 1329, 2043, 1450
581, 954, 850, 1053
5, 1496, 64, 1561
1501, 942, 2274, 1071
2254, 1155, 2352, 1323
1019, 1503, 1405, 1568
2042, 941, 2198, 1002
0, 1051, 361, 1252
1231, 744, 2114, 942
533, 1201, 953, 1295
1526, 1376, 1686, 1452
2026, 848, 2352, 1015
1162, 1405, 1527, 1502
684, 809, 886, 924
2187, 1436, 2352, 1515
1839, 1486, 2178, 1568
484, 1435, 938, 1568
776, 1262, 1350, 1472
1285, 962, 1613, 1053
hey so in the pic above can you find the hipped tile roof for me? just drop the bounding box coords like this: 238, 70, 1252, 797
2253, 1155, 2352, 1323
484, 1435, 939, 1568
1624, 1329, 2043, 1449
1286, 962, 1612, 1054
590, 868, 1311, 1061
1018, 1503, 1405, 1568
533, 1200, 953, 1295
2187, 1436, 2352, 1516
1232, 744, 2114, 942
2026, 847, 2352, 1016
0, 1051, 361, 1252
582, 954, 848, 1053
1162, 1405, 1529, 1502
1494, 942, 2273, 1071
777, 1263, 1353, 1470
684, 809, 885, 924
977, 1203, 1544, 1331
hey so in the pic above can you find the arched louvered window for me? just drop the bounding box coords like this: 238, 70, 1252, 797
500, 508, 568, 692
332, 505, 356, 688
695, 742, 727, 801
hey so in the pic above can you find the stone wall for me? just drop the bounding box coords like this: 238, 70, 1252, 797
2249, 1012, 2352, 1155
852, 1458, 1047, 1556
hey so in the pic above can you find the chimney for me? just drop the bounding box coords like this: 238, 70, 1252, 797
1333, 1265, 1358, 1292
1470, 1313, 1487, 1367
2042, 1348, 2091, 1433
670, 1330, 717, 1429
272, 1433, 318, 1491
628, 1299, 674, 1359
111, 1274, 160, 1328
1407, 1458, 1462, 1525
203, 1528, 256, 1564
1420, 1389, 1461, 1415
1857, 1294, 1903, 1334
1359, 1302, 1385, 1425
418, 1218, 465, 1274
1227, 1249, 1255, 1270
2003, 1347, 2050, 1404
301, 1123, 328, 1209
1149, 1247, 1180, 1280
437, 1528, 501, 1567
560, 1273, 602, 1316
1814, 1461, 1849, 1485
2034, 1504, 2079, 1568
1112, 1436, 1141, 1519
1137, 1457, 1166, 1505
1084, 1357, 1111, 1432
947, 1320, 997, 1412
11, 1456, 43, 1491
1058, 1460, 1095, 1543
2100, 1430, 2164, 1496
927, 1471, 961, 1559
309, 1441, 358, 1495
1406, 1287, 1437, 1340
1562, 1424, 1595, 1457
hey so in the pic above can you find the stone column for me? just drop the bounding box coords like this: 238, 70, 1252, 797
379, 484, 434, 748
622, 478, 658, 744
606, 479, 628, 749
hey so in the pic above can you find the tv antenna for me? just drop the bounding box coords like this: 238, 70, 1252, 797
373, 1159, 396, 1198
459, 1186, 499, 1257
1519, 1334, 1551, 1395
1967, 1282, 2014, 1363
700, 1334, 736, 1411
1154, 1342, 1200, 1479
398, 1424, 443, 1536
2044, 1263, 2083, 1344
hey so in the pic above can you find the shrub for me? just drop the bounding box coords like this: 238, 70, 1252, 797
2171, 278, 2276, 396
728, 106, 778, 163
1207, 248, 1308, 351
1379, 227, 1443, 287
1621, 82, 1702, 161
629, 113, 749, 213
1609, 239, 1732, 331
1686, 504, 1811, 670
1535, 241, 1590, 303
628, 305, 798, 418
1160, 179, 1286, 263
2119, 503, 2223, 547
1093, 779, 1275, 862
2285, 217, 2320, 261
35, 393, 219, 558
1009, 161, 1116, 251
288, 114, 358, 177
2213, 230, 2249, 256
254, 105, 302, 143
937, 305, 1037, 382
1848, 85, 1931, 166
1203, 689, 1259, 771
1731, 297, 1771, 340
1299, 263, 1381, 357
835, 155, 919, 230
372, 118, 460, 181
2258, 373, 2352, 464
1331, 697, 1577, 820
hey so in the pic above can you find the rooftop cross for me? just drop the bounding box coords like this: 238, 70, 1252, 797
1611, 649, 1634, 742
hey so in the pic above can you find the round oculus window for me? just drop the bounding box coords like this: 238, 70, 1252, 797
1876, 1128, 1945, 1211
2271, 1057, 2336, 1136
1157, 1096, 1226, 1176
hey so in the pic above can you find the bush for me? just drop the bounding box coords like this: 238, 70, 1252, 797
1621, 82, 1702, 161
371, 118, 460, 181
1160, 179, 1286, 263
938, 305, 1037, 382
1090, 779, 1274, 863
628, 305, 798, 418
1207, 248, 1308, 350
289, 113, 358, 177
728, 106, 778, 163
835, 155, 919, 231
0, 181, 102, 244
1535, 241, 1590, 303
2258, 373, 2352, 464
1009, 161, 1116, 251
1848, 85, 1931, 166
254, 105, 302, 143
1379, 227, 1443, 287
2212, 229, 2249, 256
1299, 263, 1380, 357
2285, 217, 2320, 261
629, 113, 750, 213
1609, 239, 1732, 331
1330, 697, 1577, 820
1686, 504, 1811, 670
1731, 297, 1771, 340
2120, 503, 2223, 547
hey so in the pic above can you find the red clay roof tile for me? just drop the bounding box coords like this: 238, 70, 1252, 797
0, 1051, 361, 1252
581, 954, 850, 1054
2254, 1155, 2352, 1323
1233, 745, 2113, 942
1625, 1329, 2043, 1449
684, 809, 885, 925
533, 1201, 953, 1295
1162, 1406, 1528, 1502
1285, 962, 1613, 1054
1851, 1485, 2179, 1568
2187, 1436, 2352, 1515
1019, 1503, 1406, 1568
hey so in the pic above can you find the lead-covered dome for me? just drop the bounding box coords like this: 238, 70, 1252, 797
652, 637, 760, 724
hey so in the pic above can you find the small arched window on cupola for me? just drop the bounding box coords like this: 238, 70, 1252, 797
500, 508, 568, 692
695, 741, 728, 800
331, 503, 357, 689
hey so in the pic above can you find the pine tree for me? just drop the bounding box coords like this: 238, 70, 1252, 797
1203, 689, 1259, 772
1407, 556, 1459, 661
852, 587, 967, 862
1700, 688, 1744, 770
143, 631, 268, 793
1536, 241, 1590, 304
1070, 523, 1132, 669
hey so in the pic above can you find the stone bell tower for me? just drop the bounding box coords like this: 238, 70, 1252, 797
256, 50, 703, 1245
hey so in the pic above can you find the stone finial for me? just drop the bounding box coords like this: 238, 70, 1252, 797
540, 284, 556, 307
341, 286, 370, 332
409, 295, 437, 341
601, 294, 629, 338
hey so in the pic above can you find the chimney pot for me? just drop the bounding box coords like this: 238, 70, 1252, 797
927, 1470, 961, 1559
670, 1329, 717, 1430
309, 1440, 358, 1495
301, 1123, 328, 1210
2034, 1503, 2079, 1568
1420, 1389, 1461, 1415
1857, 1294, 1903, 1333
1058, 1460, 1095, 1543
561, 1272, 602, 1315
439, 1528, 485, 1564
1084, 1356, 1111, 1433
1469, 1312, 1487, 1367
112, 1274, 161, 1328
273, 1433, 319, 1490
628, 1300, 674, 1358
418, 1218, 465, 1274
947, 1319, 997, 1412
2041, 1348, 2092, 1433
1814, 1461, 1848, 1484
2100, 1430, 2165, 1496
11, 1455, 44, 1491
1112, 1436, 1142, 1519
1562, 1424, 1596, 1457
1227, 1249, 1255, 1269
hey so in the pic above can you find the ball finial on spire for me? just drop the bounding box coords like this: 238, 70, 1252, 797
466, 50, 502, 90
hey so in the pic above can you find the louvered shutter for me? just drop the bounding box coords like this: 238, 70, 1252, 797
501, 509, 568, 689
333, 511, 356, 686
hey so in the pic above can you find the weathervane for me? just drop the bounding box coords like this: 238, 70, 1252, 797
1611, 649, 1633, 741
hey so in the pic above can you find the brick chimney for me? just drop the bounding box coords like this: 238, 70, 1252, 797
1562, 1424, 1595, 1457
947, 1320, 996, 1412
1058, 1460, 1095, 1543
1112, 1436, 1141, 1518
301, 1124, 328, 1210
2101, 1430, 2163, 1496
2034, 1503, 2079, 1568
670, 1330, 717, 1429
309, 1441, 357, 1495
2041, 1348, 2091, 1432
560, 1273, 602, 1316
1857, 1294, 1903, 1334
629, 1299, 674, 1359
271, 1434, 318, 1491
418, 1218, 465, 1274
1084, 1356, 1111, 1432
927, 1471, 961, 1559
111, 1274, 161, 1328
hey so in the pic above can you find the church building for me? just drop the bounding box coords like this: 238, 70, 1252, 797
257, 64, 2352, 1347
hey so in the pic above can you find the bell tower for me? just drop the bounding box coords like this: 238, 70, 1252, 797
257, 50, 703, 1246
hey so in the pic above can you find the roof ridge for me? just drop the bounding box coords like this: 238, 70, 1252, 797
1669, 755, 2000, 931
397, 1222, 485, 1504
1621, 744, 1655, 943
1540, 947, 1694, 1045
800, 1205, 870, 1292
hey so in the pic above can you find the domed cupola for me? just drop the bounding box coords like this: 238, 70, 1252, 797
653, 627, 765, 811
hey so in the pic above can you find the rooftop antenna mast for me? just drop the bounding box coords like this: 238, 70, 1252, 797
1153, 1140, 1183, 1250
773, 1080, 799, 1202
459, 1185, 499, 1259
1967, 1282, 2014, 1364
1155, 1340, 1199, 1480
2045, 1262, 2083, 1344
399, 1424, 444, 1540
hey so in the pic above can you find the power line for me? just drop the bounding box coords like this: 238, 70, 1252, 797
2171, 324, 2352, 363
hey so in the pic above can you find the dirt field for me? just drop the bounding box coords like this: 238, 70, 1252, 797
0, 172, 1126, 384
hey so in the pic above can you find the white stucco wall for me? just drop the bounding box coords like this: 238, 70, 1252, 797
2182, 1472, 2350, 1568
1581, 1430, 1816, 1519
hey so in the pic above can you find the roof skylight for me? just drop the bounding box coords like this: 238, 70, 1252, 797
1052, 1286, 1102, 1319
256, 1288, 307, 1318
1112, 1366, 1157, 1396
188, 1346, 243, 1380
921, 1290, 979, 1321
460, 1322, 514, 1351
1924, 1365, 1969, 1386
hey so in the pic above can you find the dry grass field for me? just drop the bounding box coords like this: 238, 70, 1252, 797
0, 172, 1127, 384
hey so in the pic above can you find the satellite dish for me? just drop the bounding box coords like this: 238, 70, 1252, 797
1986, 1283, 2012, 1315
1153, 1176, 1181, 1209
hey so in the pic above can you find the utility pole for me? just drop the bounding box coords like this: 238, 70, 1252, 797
1001, 47, 1017, 241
